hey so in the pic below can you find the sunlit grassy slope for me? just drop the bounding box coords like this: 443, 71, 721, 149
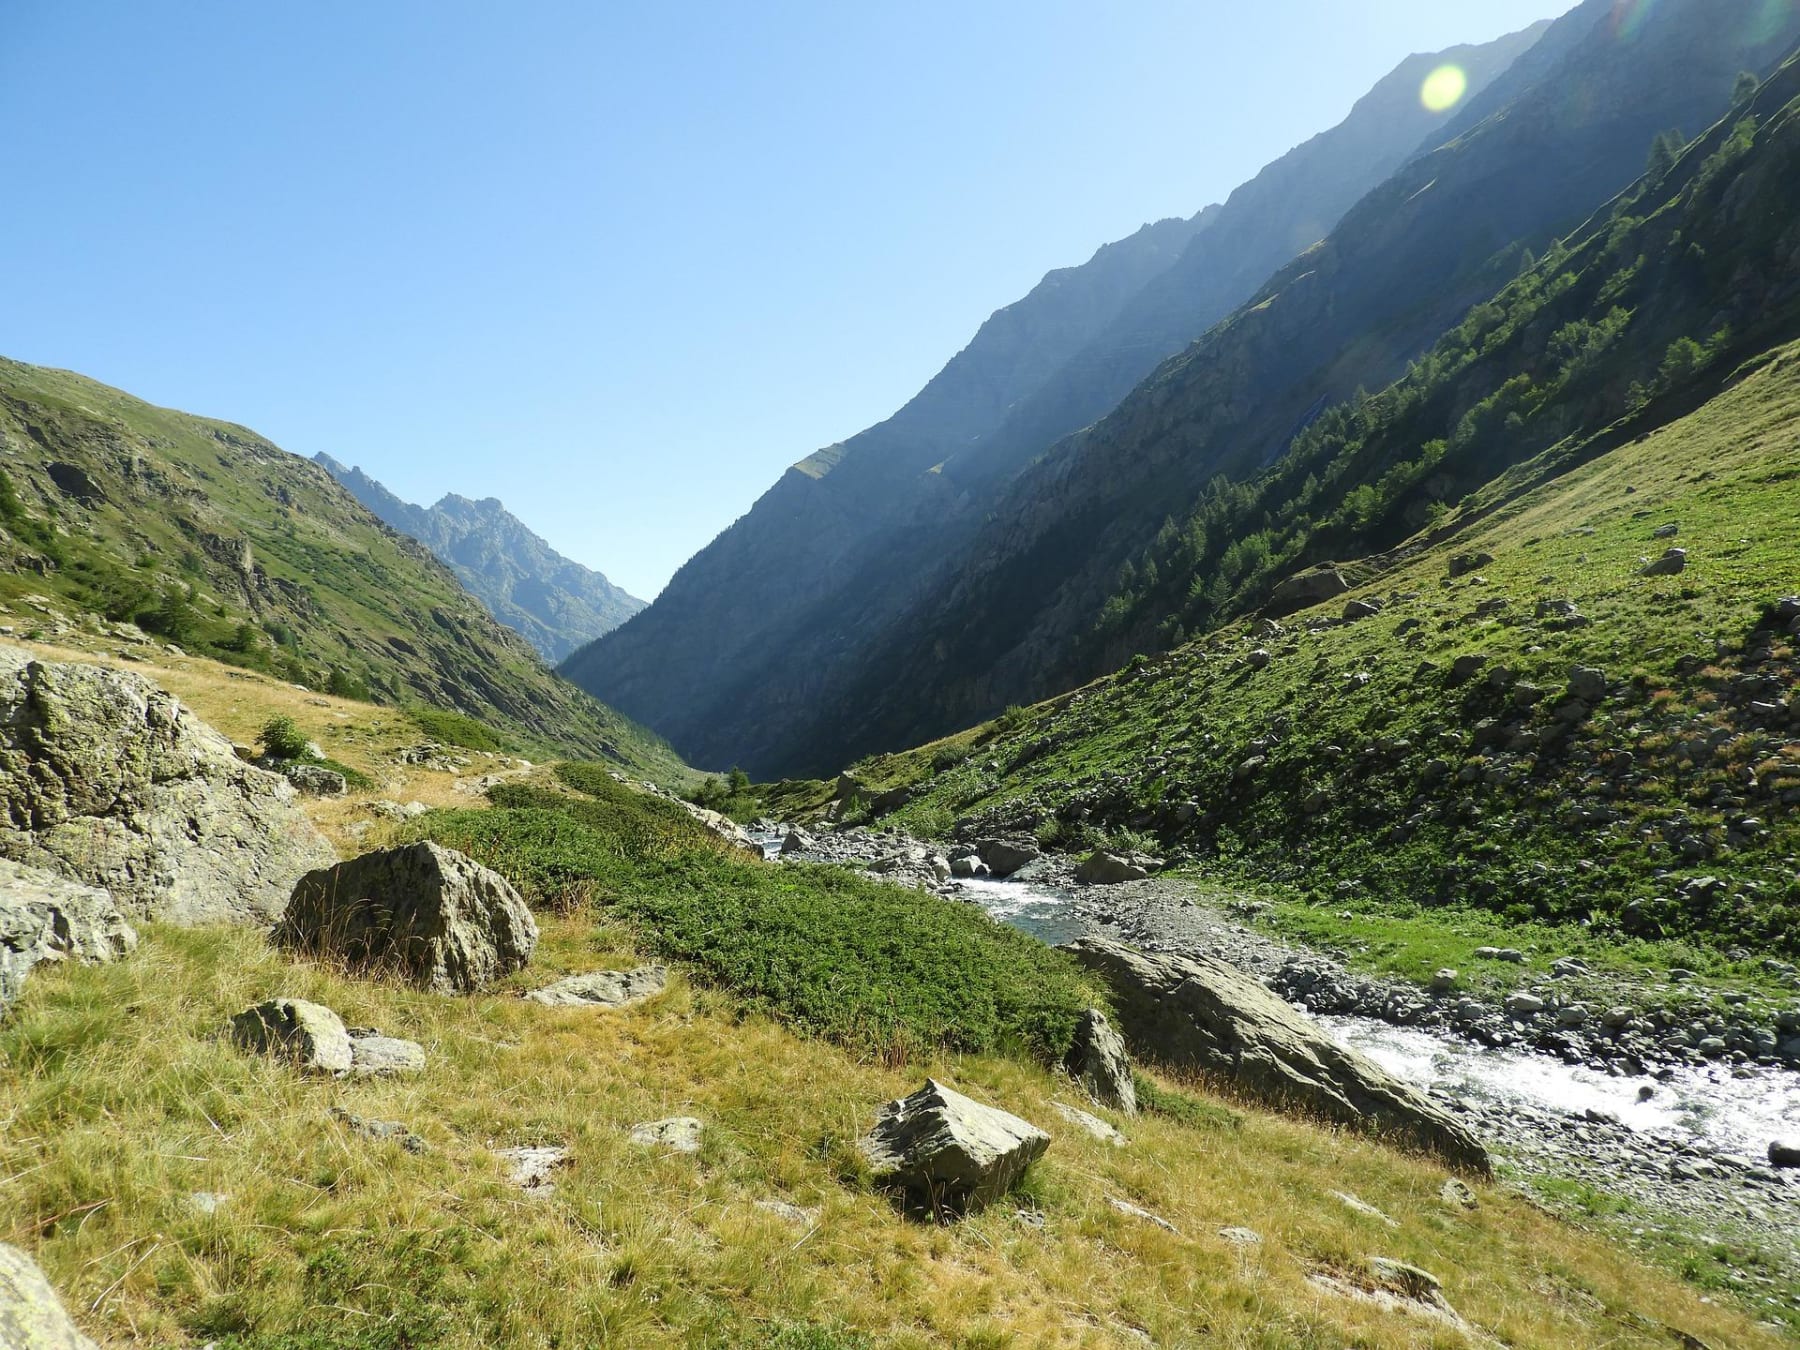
0, 645, 1785, 1348
882, 341, 1800, 971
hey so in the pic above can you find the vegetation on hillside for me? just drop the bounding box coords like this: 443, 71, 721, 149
0, 358, 687, 781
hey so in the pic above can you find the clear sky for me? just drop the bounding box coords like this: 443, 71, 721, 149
0, 1, 1574, 600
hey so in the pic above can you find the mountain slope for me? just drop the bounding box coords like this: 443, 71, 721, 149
758, 0, 1800, 778
0, 359, 686, 779
562, 22, 1548, 769
315, 454, 644, 663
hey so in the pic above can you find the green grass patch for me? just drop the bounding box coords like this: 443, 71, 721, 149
408, 706, 513, 753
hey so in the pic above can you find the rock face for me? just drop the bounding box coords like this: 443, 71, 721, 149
0, 646, 337, 924
274, 842, 538, 993
527, 965, 667, 1009
859, 1079, 1050, 1212
1063, 1008, 1137, 1114
1063, 937, 1490, 1173
0, 1242, 98, 1349
0, 859, 136, 1015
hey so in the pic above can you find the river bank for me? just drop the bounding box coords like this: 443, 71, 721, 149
760, 821, 1800, 1322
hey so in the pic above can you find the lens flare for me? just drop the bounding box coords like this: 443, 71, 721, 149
1420, 64, 1468, 113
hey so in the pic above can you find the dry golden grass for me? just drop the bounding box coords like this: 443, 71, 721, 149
2, 916, 1782, 1350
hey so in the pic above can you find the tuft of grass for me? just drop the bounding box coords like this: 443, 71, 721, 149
407, 706, 514, 753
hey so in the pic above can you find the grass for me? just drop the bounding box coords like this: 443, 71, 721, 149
4, 921, 1785, 1349
881, 343, 1800, 973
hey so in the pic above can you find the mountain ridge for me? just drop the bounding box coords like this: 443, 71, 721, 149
314, 454, 644, 663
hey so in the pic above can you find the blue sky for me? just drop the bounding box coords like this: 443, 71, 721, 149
0, 1, 1573, 600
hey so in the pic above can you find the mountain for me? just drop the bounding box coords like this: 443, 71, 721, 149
314, 454, 643, 663
830, 41, 1800, 958
0, 359, 687, 779
610, 0, 1800, 779
560, 21, 1551, 772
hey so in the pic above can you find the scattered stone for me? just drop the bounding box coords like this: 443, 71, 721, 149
0, 1240, 100, 1349
1075, 852, 1152, 885
1331, 1191, 1400, 1227
1218, 1226, 1263, 1247
1064, 937, 1489, 1173
188, 1191, 230, 1215
1568, 666, 1607, 703
1474, 947, 1526, 963
331, 1107, 427, 1153
754, 1198, 818, 1225
1063, 1008, 1136, 1114
497, 1145, 569, 1195
950, 855, 988, 879
0, 859, 136, 1016
1504, 992, 1546, 1017
858, 1079, 1049, 1212
527, 965, 667, 1009
1108, 1197, 1180, 1234
0, 646, 337, 924
275, 842, 538, 993
1245, 648, 1272, 670
1448, 653, 1489, 683
1652, 522, 1680, 538
1429, 969, 1458, 994
280, 762, 348, 797
779, 827, 814, 857
1641, 548, 1688, 577
629, 1117, 705, 1153
1051, 1100, 1125, 1145
230, 998, 354, 1074
346, 1034, 426, 1077
1770, 1140, 1800, 1169
1342, 599, 1382, 622
1448, 552, 1495, 578
1440, 1178, 1479, 1211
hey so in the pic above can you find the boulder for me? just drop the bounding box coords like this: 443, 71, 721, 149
230, 998, 354, 1074
1568, 666, 1608, 703
1342, 599, 1382, 622
527, 965, 667, 1009
331, 1108, 427, 1154
977, 839, 1041, 877
1266, 566, 1350, 616
1063, 937, 1489, 1173
1063, 1008, 1136, 1113
0, 859, 137, 1016
1075, 852, 1151, 885
1770, 1139, 1800, 1169
778, 828, 814, 857
0, 646, 337, 924
1447, 551, 1495, 578
859, 1079, 1049, 1212
0, 1242, 98, 1350
346, 1034, 426, 1076
281, 762, 349, 797
274, 842, 538, 993
1641, 547, 1688, 577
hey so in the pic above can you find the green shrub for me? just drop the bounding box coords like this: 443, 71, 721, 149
258, 715, 310, 761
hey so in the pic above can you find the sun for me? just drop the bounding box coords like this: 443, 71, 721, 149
1421, 63, 1469, 113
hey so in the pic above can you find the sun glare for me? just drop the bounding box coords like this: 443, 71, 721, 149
1421, 63, 1469, 113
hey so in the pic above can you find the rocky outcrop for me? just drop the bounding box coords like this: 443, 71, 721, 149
859, 1079, 1050, 1212
1063, 1007, 1136, 1114
1064, 936, 1489, 1173
0, 859, 136, 1015
0, 1242, 98, 1349
274, 842, 537, 993
976, 839, 1041, 877
0, 646, 337, 924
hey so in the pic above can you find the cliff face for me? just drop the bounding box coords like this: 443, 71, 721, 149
316, 456, 643, 663
563, 23, 1551, 774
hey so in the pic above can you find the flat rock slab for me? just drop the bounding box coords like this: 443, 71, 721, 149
1218, 1226, 1263, 1247
859, 1079, 1049, 1213
497, 1145, 569, 1195
1108, 1197, 1180, 1234
331, 1108, 427, 1153
347, 1034, 426, 1077
0, 859, 136, 1017
276, 841, 538, 993
754, 1198, 819, 1225
0, 646, 336, 924
0, 1241, 98, 1349
629, 1117, 704, 1153
1063, 936, 1490, 1174
527, 965, 666, 1009
1051, 1100, 1125, 1146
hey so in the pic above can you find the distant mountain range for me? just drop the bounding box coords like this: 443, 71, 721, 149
314, 455, 643, 663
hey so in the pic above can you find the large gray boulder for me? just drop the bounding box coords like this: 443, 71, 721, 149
0, 646, 336, 924
274, 842, 537, 993
0, 859, 136, 1016
1075, 852, 1153, 885
1064, 1007, 1136, 1114
859, 1079, 1050, 1212
1063, 937, 1489, 1174
1266, 565, 1350, 616
0, 1243, 98, 1349
976, 839, 1041, 877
